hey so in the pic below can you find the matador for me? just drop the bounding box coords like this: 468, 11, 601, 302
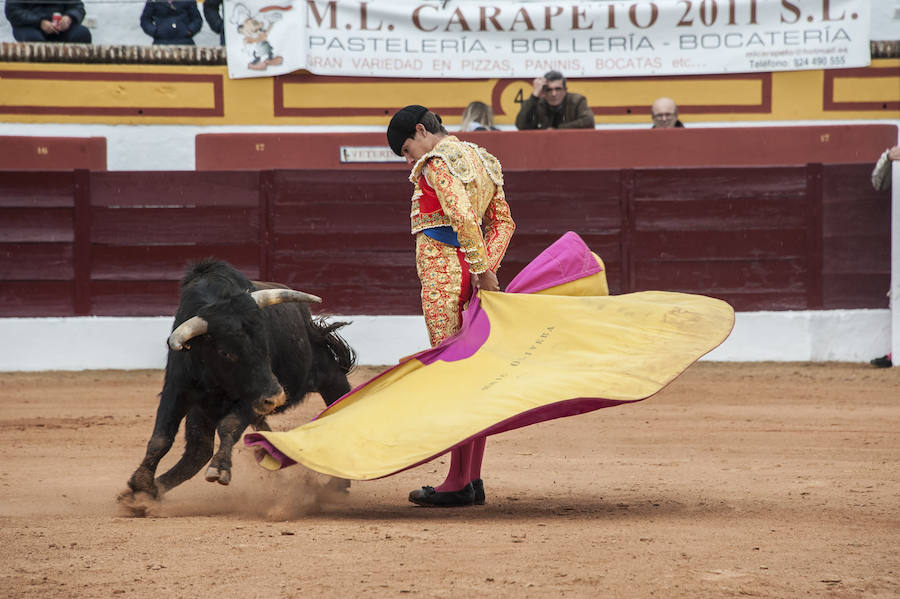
387, 104, 515, 507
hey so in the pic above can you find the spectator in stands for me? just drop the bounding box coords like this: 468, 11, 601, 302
868, 144, 898, 368
460, 101, 499, 132
871, 145, 899, 192
202, 0, 225, 45
4, 0, 92, 43
651, 97, 685, 128
140, 0, 203, 45
515, 70, 595, 130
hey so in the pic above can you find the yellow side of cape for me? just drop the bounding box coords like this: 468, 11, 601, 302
254, 289, 733, 480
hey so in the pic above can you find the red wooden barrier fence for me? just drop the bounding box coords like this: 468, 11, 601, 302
195, 125, 898, 170
0, 164, 890, 317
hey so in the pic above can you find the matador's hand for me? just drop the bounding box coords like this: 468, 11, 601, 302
472, 270, 500, 293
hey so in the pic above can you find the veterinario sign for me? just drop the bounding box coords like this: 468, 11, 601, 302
223, 0, 871, 79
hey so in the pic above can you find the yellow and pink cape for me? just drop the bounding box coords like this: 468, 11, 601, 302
245, 232, 734, 480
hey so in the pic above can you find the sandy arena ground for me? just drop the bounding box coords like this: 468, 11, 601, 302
1, 362, 898, 598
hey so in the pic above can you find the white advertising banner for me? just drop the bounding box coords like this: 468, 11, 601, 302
224, 0, 871, 79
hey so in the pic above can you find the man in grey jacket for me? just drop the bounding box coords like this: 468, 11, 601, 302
515, 70, 594, 130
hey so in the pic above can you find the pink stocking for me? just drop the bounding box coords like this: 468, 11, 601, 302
435, 437, 487, 492
435, 442, 473, 492
468, 436, 486, 481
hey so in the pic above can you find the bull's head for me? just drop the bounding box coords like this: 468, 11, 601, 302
167, 288, 321, 351
167, 287, 321, 414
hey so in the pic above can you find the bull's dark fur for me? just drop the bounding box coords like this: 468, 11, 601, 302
122, 259, 355, 502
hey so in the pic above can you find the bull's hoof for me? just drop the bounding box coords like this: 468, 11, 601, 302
116, 488, 158, 517
204, 466, 231, 485
126, 470, 159, 500
323, 477, 351, 494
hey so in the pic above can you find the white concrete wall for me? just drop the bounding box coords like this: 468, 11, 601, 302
1, 0, 898, 45
0, 308, 892, 371
3, 314, 429, 370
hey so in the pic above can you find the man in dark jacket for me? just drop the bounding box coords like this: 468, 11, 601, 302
140, 0, 202, 45
202, 0, 224, 45
514, 70, 595, 130
5, 0, 92, 43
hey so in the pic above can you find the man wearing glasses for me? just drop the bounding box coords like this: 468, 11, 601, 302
651, 97, 685, 129
514, 70, 595, 130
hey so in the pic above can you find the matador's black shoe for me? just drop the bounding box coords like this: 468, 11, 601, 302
472, 479, 485, 505
408, 483, 475, 507
870, 355, 893, 368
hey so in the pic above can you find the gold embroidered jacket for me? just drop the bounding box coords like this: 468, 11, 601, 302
409, 136, 515, 274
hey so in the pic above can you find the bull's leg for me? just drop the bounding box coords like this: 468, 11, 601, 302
317, 370, 353, 493
124, 390, 188, 499
154, 406, 216, 494
205, 411, 254, 486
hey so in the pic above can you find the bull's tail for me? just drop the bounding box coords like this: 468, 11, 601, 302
310, 318, 356, 374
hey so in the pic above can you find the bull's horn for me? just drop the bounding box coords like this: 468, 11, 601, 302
250, 288, 322, 307
168, 315, 209, 351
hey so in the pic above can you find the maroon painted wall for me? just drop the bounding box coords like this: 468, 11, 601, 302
0, 136, 107, 171
195, 125, 897, 171
0, 163, 890, 317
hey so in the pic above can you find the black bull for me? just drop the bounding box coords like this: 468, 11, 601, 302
120, 260, 355, 502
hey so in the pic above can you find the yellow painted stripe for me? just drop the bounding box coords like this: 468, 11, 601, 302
0, 78, 217, 109
0, 59, 895, 125
833, 76, 900, 103
281, 80, 495, 109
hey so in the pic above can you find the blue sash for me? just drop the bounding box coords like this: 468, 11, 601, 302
423, 226, 460, 247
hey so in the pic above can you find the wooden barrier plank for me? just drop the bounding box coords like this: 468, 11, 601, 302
273, 231, 413, 256
269, 170, 413, 314
91, 244, 260, 280
504, 170, 624, 292
90, 280, 179, 316
634, 258, 810, 312
270, 243, 419, 315
91, 207, 259, 245
90, 171, 260, 207
0, 207, 73, 242
634, 257, 810, 288
0, 136, 106, 171
267, 282, 420, 316
634, 200, 806, 229
272, 169, 400, 196
506, 171, 623, 234
0, 281, 75, 316
823, 236, 890, 272
700, 291, 809, 312
821, 163, 892, 309
0, 243, 73, 280
633, 167, 808, 201
823, 275, 891, 309
272, 203, 410, 235
0, 171, 76, 207
631, 229, 807, 261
